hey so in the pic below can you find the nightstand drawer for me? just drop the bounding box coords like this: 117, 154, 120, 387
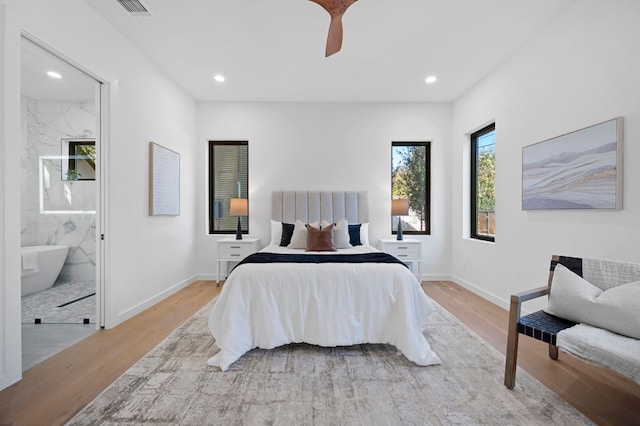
219, 244, 254, 259
385, 245, 419, 260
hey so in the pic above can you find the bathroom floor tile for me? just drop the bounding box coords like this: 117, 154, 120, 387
22, 280, 95, 324
22, 323, 98, 371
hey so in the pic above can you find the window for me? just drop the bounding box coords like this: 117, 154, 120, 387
391, 141, 430, 235
62, 139, 96, 181
471, 124, 495, 242
209, 141, 249, 234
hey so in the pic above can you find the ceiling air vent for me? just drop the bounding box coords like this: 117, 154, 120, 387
116, 0, 152, 17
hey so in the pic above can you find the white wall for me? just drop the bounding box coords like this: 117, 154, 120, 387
0, 0, 197, 389
451, 0, 640, 310
196, 102, 452, 280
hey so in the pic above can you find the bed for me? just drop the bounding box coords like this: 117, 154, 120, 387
207, 191, 441, 371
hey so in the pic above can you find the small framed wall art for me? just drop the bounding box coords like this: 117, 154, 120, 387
149, 142, 180, 216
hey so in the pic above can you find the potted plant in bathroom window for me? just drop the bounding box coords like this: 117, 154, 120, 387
66, 169, 81, 181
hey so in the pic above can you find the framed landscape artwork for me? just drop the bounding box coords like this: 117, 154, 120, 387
522, 117, 623, 210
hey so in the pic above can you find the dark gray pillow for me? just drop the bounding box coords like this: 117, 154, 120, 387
348, 224, 362, 246
279, 222, 295, 246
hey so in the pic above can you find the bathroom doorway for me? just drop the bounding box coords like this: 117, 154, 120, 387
20, 36, 104, 370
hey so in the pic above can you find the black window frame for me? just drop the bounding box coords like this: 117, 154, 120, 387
208, 140, 249, 235
64, 139, 96, 181
391, 141, 431, 236
470, 124, 495, 242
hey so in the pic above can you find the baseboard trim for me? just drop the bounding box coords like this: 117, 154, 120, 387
0, 373, 21, 394
113, 275, 197, 327
450, 275, 510, 311
195, 274, 218, 281
421, 274, 452, 282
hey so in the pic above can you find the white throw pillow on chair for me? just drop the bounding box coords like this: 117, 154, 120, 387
544, 264, 640, 339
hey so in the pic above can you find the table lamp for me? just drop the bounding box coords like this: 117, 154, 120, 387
229, 198, 248, 240
392, 198, 409, 241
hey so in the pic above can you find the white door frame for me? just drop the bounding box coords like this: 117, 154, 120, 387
21, 32, 110, 329
97, 82, 110, 328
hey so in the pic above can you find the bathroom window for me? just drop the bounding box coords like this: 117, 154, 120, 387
208, 141, 249, 234
62, 139, 96, 181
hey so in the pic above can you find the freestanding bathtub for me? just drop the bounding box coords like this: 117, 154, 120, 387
21, 245, 69, 296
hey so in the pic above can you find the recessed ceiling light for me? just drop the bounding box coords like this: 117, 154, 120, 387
213, 74, 225, 83
425, 75, 437, 84
47, 71, 62, 79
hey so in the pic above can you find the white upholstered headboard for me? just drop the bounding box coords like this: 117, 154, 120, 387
271, 191, 369, 224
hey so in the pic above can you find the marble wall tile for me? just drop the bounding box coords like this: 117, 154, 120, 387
21, 95, 97, 283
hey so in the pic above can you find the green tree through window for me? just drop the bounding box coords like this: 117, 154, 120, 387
392, 142, 430, 235
471, 124, 495, 241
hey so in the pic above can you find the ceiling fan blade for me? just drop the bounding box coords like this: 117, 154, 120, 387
325, 15, 344, 57
308, 0, 358, 57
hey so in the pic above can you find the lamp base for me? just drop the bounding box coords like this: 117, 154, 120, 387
235, 217, 243, 240
396, 217, 403, 241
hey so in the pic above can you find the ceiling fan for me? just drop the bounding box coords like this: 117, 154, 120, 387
309, 0, 358, 57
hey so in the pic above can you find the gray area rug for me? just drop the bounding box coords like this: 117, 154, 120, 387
68, 299, 593, 425
22, 281, 95, 324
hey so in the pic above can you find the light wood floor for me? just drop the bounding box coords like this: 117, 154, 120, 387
423, 281, 640, 426
0, 280, 221, 426
1, 280, 638, 425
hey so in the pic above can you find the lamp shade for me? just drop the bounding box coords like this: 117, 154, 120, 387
392, 199, 409, 216
229, 198, 248, 216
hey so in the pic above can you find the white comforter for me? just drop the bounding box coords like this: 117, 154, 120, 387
207, 245, 442, 371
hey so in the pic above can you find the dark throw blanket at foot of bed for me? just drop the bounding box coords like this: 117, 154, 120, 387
233, 252, 409, 271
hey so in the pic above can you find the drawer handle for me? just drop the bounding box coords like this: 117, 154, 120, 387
230, 254, 241, 257
230, 246, 241, 249
397, 247, 408, 250
398, 254, 408, 258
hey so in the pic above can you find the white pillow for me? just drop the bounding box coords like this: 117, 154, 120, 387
270, 220, 282, 246
544, 264, 640, 340
360, 223, 369, 246
287, 220, 319, 249
321, 219, 352, 249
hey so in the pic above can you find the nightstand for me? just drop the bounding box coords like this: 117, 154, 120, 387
217, 237, 261, 284
378, 238, 422, 281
